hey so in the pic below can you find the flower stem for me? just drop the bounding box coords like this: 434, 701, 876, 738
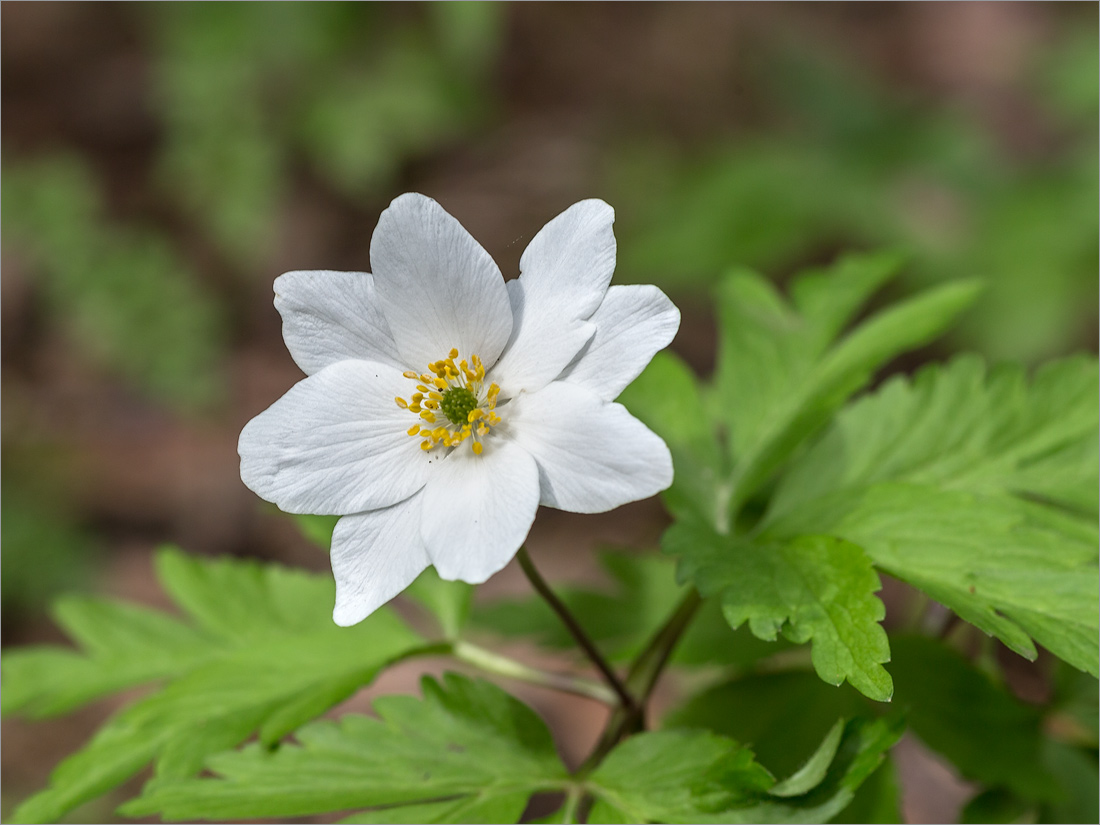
516, 546, 638, 713
452, 640, 618, 705
577, 588, 703, 776
559, 784, 583, 824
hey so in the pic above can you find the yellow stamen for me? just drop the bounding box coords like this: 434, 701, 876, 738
399, 348, 503, 458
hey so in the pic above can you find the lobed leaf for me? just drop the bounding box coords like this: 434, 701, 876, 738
585, 716, 902, 824
123, 673, 568, 823
6, 547, 427, 823
766, 356, 1100, 675
665, 527, 893, 702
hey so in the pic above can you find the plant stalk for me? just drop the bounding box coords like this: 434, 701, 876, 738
516, 546, 638, 712
452, 640, 618, 705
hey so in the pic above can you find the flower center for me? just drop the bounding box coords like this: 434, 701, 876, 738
439, 386, 479, 426
394, 349, 501, 455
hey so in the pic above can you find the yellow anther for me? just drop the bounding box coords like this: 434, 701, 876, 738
401, 349, 500, 458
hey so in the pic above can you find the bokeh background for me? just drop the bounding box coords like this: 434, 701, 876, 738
2, 3, 1097, 822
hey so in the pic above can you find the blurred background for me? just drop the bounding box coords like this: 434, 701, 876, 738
2, 3, 1097, 822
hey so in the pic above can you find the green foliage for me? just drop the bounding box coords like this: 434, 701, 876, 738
146, 2, 501, 269
609, 34, 1098, 363
405, 567, 474, 641
585, 717, 902, 824
889, 636, 1055, 799
625, 254, 983, 700
124, 674, 567, 822
3, 548, 427, 823
1, 156, 225, 409
766, 355, 1100, 675
667, 671, 868, 780
475, 551, 784, 668
0, 485, 95, 621
666, 531, 892, 701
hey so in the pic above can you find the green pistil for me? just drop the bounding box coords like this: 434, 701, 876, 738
440, 386, 478, 426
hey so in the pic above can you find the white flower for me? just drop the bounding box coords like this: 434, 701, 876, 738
239, 194, 679, 625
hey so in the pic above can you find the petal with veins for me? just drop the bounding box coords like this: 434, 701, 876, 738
558, 284, 680, 401
422, 438, 540, 583
331, 495, 430, 626
239, 360, 436, 515
508, 381, 673, 513
371, 193, 513, 370
491, 200, 615, 397
275, 270, 403, 375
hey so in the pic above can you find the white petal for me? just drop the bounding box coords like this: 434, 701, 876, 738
421, 438, 540, 584
491, 200, 616, 398
508, 382, 673, 513
238, 360, 436, 515
274, 270, 403, 376
331, 495, 431, 626
370, 193, 513, 370
558, 285, 681, 401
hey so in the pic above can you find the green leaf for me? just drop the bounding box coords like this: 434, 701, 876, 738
6, 547, 426, 823
474, 551, 783, 668
712, 252, 900, 463
293, 513, 339, 548
768, 719, 845, 797
665, 526, 892, 701
767, 356, 1100, 675
123, 673, 567, 822
586, 716, 903, 823
889, 636, 1057, 800
404, 567, 473, 640
665, 671, 868, 779
1, 597, 211, 718
585, 729, 774, 823
724, 276, 983, 512
628, 255, 978, 530
618, 350, 726, 526
834, 755, 901, 824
